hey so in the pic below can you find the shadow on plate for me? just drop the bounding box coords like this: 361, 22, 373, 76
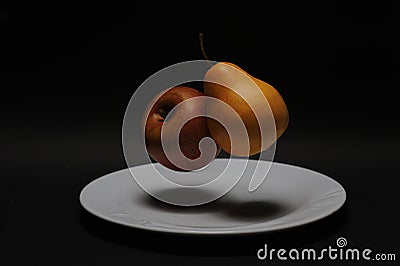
139, 188, 290, 222
139, 187, 224, 210
79, 187, 348, 256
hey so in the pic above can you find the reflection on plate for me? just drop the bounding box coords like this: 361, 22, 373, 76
80, 159, 346, 235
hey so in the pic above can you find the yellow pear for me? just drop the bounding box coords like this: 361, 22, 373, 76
204, 62, 289, 156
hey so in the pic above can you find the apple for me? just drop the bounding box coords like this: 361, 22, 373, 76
145, 86, 219, 171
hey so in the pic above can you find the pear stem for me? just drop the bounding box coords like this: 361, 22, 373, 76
199, 33, 213, 67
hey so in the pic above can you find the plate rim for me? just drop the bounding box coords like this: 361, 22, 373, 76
79, 159, 346, 235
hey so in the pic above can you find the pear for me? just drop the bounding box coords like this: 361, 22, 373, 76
204, 62, 289, 156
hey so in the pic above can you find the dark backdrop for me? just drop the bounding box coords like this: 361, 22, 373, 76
1, 1, 399, 265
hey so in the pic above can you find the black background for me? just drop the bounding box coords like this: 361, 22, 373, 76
1, 0, 399, 265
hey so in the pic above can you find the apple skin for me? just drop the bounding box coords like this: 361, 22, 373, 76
145, 86, 219, 171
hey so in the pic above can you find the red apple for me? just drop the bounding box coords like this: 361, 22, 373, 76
145, 86, 219, 171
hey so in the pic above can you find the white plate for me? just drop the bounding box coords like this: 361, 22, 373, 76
80, 159, 346, 235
